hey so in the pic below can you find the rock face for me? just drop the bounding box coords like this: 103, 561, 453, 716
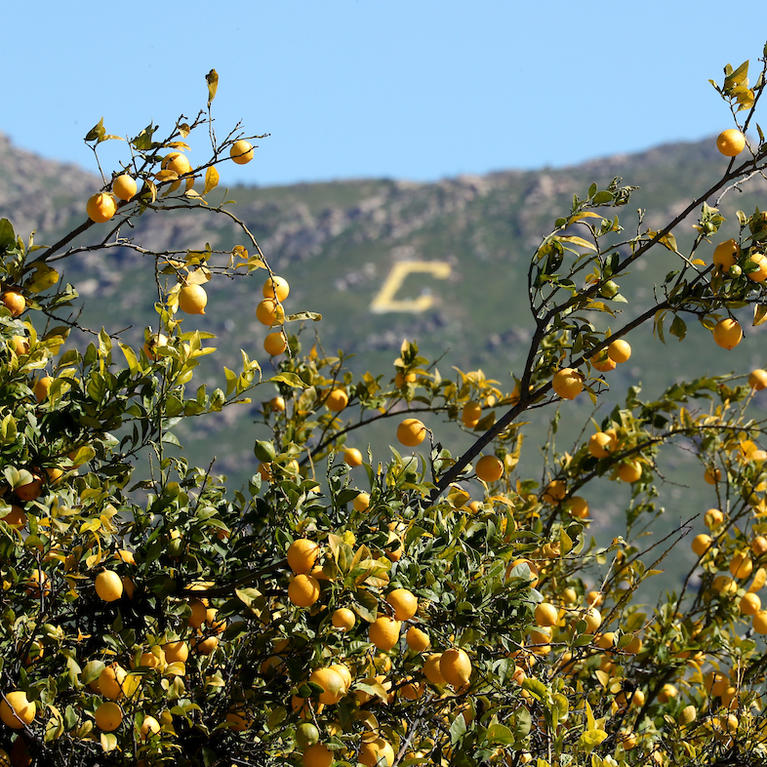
0, 134, 96, 236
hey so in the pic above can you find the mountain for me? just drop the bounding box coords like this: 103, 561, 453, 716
1, 132, 765, 592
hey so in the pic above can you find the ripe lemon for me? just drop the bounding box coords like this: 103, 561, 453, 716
287, 539, 320, 574
475, 455, 504, 482
542, 479, 566, 504
746, 252, 767, 282
713, 239, 739, 270
139, 714, 161, 739
584, 607, 601, 633
0, 691, 35, 729
187, 599, 207, 629
264, 331, 287, 356
461, 401, 482, 427
98, 664, 127, 699
712, 318, 742, 350
749, 369, 767, 390
325, 388, 348, 412
309, 667, 345, 704
352, 492, 370, 511
704, 508, 724, 528
33, 376, 52, 403
729, 552, 753, 580
394, 370, 417, 387
2, 291, 25, 318
528, 627, 552, 654
10, 335, 29, 355
162, 152, 192, 175
423, 653, 445, 685
368, 616, 401, 651
534, 602, 558, 627
95, 570, 123, 602
302, 743, 333, 767
331, 607, 356, 632
194, 636, 219, 655
94, 701, 123, 731
178, 284, 207, 315
405, 626, 430, 652
617, 460, 642, 483
595, 632, 616, 649
112, 174, 137, 201
588, 431, 616, 458
86, 192, 117, 223
590, 350, 616, 372
400, 678, 424, 700
691, 533, 712, 557
566, 496, 589, 518
607, 339, 631, 363
289, 574, 321, 607
230, 140, 254, 164
740, 592, 761, 616
716, 128, 746, 157
552, 368, 583, 400
343, 447, 363, 467
704, 466, 721, 484
440, 648, 472, 688
329, 663, 352, 694
657, 683, 678, 703
256, 298, 284, 326
163, 641, 189, 663
359, 738, 394, 767
752, 610, 767, 633
386, 588, 418, 621
262, 275, 289, 301
396, 417, 426, 447
751, 535, 767, 556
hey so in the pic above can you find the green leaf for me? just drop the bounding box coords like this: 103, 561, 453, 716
450, 712, 467, 744
486, 723, 516, 745
85, 117, 106, 143
119, 343, 139, 373
131, 124, 157, 151
80, 660, 105, 685
522, 677, 548, 701
0, 219, 15, 251
669, 315, 687, 341
285, 311, 322, 322
270, 373, 306, 389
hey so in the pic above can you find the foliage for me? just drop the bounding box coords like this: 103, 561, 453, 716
0, 49, 767, 767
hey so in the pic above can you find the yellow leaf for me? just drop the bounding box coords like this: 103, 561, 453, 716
557, 235, 596, 252
155, 169, 179, 182
691, 258, 705, 266
204, 166, 219, 195
206, 69, 219, 105
569, 212, 603, 222
168, 141, 191, 151
754, 304, 767, 326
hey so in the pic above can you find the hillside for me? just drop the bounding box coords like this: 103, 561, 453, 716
2, 132, 766, 592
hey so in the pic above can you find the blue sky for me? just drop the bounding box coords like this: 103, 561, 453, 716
5, 2, 767, 185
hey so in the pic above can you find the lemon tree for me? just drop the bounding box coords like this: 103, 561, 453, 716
1, 51, 767, 767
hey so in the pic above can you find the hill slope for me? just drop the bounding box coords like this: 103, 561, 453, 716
1, 133, 765, 593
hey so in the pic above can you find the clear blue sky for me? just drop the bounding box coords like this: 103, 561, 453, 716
5, 2, 767, 186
